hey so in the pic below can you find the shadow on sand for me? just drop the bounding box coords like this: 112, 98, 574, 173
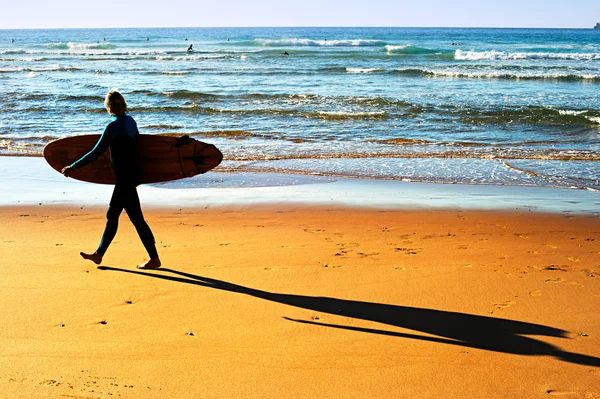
98, 266, 600, 367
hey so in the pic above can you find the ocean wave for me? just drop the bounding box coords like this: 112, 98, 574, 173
558, 110, 587, 116
125, 90, 413, 108
385, 45, 439, 55
309, 110, 388, 120
454, 49, 600, 61
369, 138, 433, 145
0, 49, 32, 55
587, 116, 600, 124
153, 71, 193, 75
452, 106, 600, 127
159, 90, 221, 100
0, 66, 82, 73
0, 57, 48, 62
79, 50, 166, 57
223, 150, 600, 163
141, 124, 184, 130
155, 54, 231, 61
47, 42, 118, 51
122, 104, 391, 121
319, 67, 348, 73
156, 130, 295, 141
255, 38, 384, 47
346, 67, 385, 73
391, 68, 600, 82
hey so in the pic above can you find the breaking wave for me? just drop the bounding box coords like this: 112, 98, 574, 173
454, 49, 600, 61
385, 45, 440, 54
391, 68, 600, 82
47, 42, 118, 50
255, 38, 384, 47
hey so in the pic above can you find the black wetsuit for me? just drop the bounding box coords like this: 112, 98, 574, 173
70, 115, 158, 259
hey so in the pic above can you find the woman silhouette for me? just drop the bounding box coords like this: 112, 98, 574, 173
62, 90, 161, 269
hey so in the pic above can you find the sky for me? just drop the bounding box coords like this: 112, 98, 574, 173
2, 0, 599, 29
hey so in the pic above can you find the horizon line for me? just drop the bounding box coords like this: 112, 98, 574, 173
1, 25, 598, 31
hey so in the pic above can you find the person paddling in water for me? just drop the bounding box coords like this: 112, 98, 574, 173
61, 90, 161, 270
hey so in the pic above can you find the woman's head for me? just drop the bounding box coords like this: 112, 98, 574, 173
104, 89, 127, 116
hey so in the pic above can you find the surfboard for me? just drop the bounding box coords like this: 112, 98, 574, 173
43, 134, 223, 185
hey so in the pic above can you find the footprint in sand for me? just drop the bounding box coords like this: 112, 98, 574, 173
358, 252, 379, 258
543, 278, 583, 287
529, 290, 543, 297
543, 265, 570, 271
545, 244, 558, 249
546, 390, 580, 396
515, 233, 531, 239
494, 301, 516, 309
395, 266, 422, 271
394, 247, 419, 255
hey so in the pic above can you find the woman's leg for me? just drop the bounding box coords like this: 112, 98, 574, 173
81, 185, 124, 264
122, 187, 159, 262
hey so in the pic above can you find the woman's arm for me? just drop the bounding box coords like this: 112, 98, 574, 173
68, 122, 115, 170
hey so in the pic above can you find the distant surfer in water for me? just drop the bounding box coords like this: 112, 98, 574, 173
61, 90, 161, 270
187, 44, 193, 52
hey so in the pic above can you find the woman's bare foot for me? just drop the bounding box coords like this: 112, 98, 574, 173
80, 252, 102, 265
137, 258, 161, 270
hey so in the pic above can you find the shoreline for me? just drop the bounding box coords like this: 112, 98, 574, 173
3, 156, 600, 213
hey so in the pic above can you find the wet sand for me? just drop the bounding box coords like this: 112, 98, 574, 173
1, 204, 599, 398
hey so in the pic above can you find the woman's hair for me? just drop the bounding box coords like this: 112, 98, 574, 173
104, 89, 127, 116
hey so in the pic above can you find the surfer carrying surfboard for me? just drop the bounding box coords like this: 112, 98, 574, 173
61, 90, 161, 270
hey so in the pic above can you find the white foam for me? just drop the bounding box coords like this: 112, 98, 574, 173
586, 116, 600, 124
346, 68, 384, 73
417, 69, 600, 81
385, 45, 409, 52
156, 54, 229, 61
0, 49, 28, 55
256, 38, 383, 47
454, 49, 600, 61
558, 110, 587, 116
47, 42, 118, 51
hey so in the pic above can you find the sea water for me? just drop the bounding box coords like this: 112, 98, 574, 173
1, 27, 599, 190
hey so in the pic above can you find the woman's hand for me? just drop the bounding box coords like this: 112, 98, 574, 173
61, 166, 73, 177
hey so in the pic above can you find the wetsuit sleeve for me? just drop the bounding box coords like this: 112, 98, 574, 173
70, 123, 114, 169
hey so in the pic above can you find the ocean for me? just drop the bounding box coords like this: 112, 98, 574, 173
1, 27, 600, 190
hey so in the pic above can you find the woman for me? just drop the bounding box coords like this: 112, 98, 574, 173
62, 90, 161, 269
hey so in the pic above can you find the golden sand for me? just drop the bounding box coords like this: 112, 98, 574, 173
0, 205, 599, 398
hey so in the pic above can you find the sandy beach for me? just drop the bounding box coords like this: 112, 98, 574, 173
1, 192, 599, 397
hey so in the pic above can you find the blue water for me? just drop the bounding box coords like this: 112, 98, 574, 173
1, 27, 600, 189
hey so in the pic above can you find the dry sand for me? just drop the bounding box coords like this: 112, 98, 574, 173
0, 205, 599, 398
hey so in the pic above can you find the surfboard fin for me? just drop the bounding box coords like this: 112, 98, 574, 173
175, 135, 192, 147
